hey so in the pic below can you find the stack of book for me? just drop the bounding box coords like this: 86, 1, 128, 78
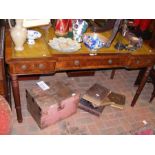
79, 83, 126, 116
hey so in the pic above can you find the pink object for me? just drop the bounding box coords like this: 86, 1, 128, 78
0, 96, 12, 135
26, 81, 80, 129
41, 94, 79, 128
135, 129, 154, 135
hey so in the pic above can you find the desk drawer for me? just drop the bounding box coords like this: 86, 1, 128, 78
129, 57, 154, 68
10, 61, 56, 74
56, 56, 127, 70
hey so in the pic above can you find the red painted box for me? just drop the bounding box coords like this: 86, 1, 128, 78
26, 81, 80, 129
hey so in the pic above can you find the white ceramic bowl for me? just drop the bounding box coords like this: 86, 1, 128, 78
27, 30, 41, 39
27, 30, 42, 45
48, 37, 81, 53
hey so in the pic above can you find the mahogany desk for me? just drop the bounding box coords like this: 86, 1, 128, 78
5, 27, 155, 123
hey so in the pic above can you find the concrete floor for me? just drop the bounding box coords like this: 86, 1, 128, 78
11, 69, 155, 134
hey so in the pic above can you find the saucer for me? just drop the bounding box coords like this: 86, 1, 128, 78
27, 30, 42, 40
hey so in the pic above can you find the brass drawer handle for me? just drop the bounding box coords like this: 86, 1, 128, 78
108, 59, 113, 64
21, 65, 27, 70
136, 60, 140, 64
38, 64, 45, 69
74, 60, 80, 66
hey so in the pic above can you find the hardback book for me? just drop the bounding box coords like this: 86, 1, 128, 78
108, 92, 126, 109
79, 98, 105, 116
82, 83, 111, 107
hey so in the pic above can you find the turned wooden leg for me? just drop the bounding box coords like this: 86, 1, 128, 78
131, 66, 152, 107
110, 69, 116, 79
149, 68, 155, 102
6, 73, 12, 109
11, 75, 23, 123
134, 68, 146, 86
149, 87, 155, 102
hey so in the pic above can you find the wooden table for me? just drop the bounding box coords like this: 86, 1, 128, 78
5, 27, 155, 123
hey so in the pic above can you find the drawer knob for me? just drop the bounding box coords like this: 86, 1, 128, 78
136, 60, 140, 64
38, 64, 45, 69
74, 60, 80, 66
108, 59, 113, 64
21, 65, 27, 70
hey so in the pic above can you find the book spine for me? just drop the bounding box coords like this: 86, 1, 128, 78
78, 105, 100, 117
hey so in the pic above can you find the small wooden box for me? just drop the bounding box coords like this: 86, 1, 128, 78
26, 81, 80, 129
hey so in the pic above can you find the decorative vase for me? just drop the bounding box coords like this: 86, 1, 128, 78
72, 19, 88, 42
55, 19, 72, 37
9, 19, 27, 51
